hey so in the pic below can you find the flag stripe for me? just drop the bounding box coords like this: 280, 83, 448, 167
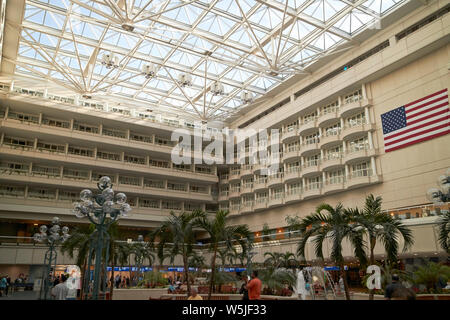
385, 129, 450, 152
406, 101, 449, 120
382, 89, 450, 152
385, 115, 450, 141
404, 89, 448, 108
384, 121, 450, 147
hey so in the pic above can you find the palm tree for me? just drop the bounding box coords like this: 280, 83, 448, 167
413, 262, 450, 293
260, 268, 296, 295
437, 211, 450, 254
263, 252, 283, 268
280, 252, 298, 269
296, 203, 368, 300
351, 194, 414, 300
196, 210, 251, 299
150, 210, 204, 298
61, 224, 95, 300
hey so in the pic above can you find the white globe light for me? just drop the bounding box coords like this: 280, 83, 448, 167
73, 202, 86, 218
120, 203, 132, 217
116, 193, 127, 204
50, 225, 60, 234
80, 189, 93, 201
63, 233, 70, 242
33, 233, 42, 242
103, 200, 114, 214
102, 188, 114, 201
99, 176, 112, 189
52, 217, 60, 225
39, 225, 48, 233
62, 226, 69, 234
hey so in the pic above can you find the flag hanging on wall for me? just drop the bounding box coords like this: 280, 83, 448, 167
381, 88, 450, 152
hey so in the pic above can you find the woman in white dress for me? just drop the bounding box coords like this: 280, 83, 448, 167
295, 269, 309, 300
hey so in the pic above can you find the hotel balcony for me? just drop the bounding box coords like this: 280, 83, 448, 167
319, 131, 342, 149
267, 173, 284, 187
302, 184, 322, 200
240, 185, 254, 195
283, 149, 301, 162
254, 199, 268, 211
344, 148, 377, 164
228, 190, 241, 199
338, 98, 372, 118
219, 175, 229, 185
346, 170, 382, 189
341, 122, 376, 141
300, 141, 320, 156
321, 155, 345, 171
317, 109, 339, 127
285, 190, 302, 204
298, 119, 318, 135
229, 206, 240, 215
229, 171, 241, 182
240, 164, 254, 177
240, 203, 254, 214
284, 168, 301, 182
253, 179, 268, 191
281, 127, 299, 143
268, 195, 284, 207
323, 178, 346, 195
218, 192, 229, 202
301, 162, 321, 177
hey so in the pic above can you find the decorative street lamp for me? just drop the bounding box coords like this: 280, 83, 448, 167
33, 217, 70, 300
72, 176, 131, 300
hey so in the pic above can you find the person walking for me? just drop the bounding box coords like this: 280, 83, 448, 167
115, 274, 121, 289
239, 276, 249, 300
385, 274, 406, 300
51, 274, 69, 300
0, 276, 7, 297
246, 271, 262, 300
296, 269, 309, 300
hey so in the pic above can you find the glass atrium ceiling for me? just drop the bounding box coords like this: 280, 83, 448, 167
14, 0, 408, 121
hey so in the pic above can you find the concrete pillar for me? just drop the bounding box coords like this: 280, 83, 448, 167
342, 141, 347, 154
345, 164, 349, 178
4, 106, 9, 119
94, 147, 98, 159
38, 113, 43, 125
43, 88, 48, 99
0, 132, 4, 145
121, 151, 125, 162
126, 129, 130, 140
371, 157, 377, 176
65, 143, 69, 155
29, 162, 33, 174
60, 166, 64, 178
338, 96, 342, 106
70, 119, 74, 130
55, 188, 59, 200
135, 197, 140, 208
99, 123, 103, 135
140, 177, 144, 187
322, 171, 326, 184
364, 107, 370, 123
361, 83, 367, 99
88, 170, 92, 181
33, 138, 38, 150
368, 132, 374, 149
24, 185, 28, 199
340, 118, 344, 129
320, 149, 324, 159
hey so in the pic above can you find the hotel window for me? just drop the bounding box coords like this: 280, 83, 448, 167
0, 185, 25, 197
97, 150, 121, 161
161, 201, 181, 210
37, 141, 66, 154
124, 155, 146, 165
144, 179, 164, 189
220, 186, 229, 196
325, 123, 341, 136
344, 89, 362, 104
325, 146, 343, 160
154, 136, 171, 146
230, 199, 240, 210
255, 175, 267, 184
256, 192, 268, 203
286, 141, 300, 152
59, 190, 79, 202
163, 118, 179, 127
242, 178, 253, 188
32, 165, 60, 177
286, 161, 300, 173
230, 183, 241, 192
242, 195, 254, 205
305, 154, 320, 167
287, 182, 302, 194
351, 162, 371, 178
173, 164, 191, 171
63, 168, 89, 180
68, 146, 94, 157
130, 133, 153, 143
73, 122, 99, 134
321, 100, 339, 115
102, 127, 127, 139
167, 182, 187, 191
140, 199, 159, 208
111, 107, 130, 116
0, 162, 29, 174
28, 187, 56, 200
231, 166, 240, 175
190, 185, 208, 193
185, 202, 202, 211
285, 120, 298, 132
8, 111, 39, 124
307, 176, 322, 190
347, 112, 366, 127
303, 111, 318, 124
3, 137, 34, 149
195, 166, 212, 174
304, 132, 320, 144
149, 159, 169, 168
119, 175, 141, 186
270, 188, 284, 199
348, 136, 369, 153
41, 117, 70, 129
328, 170, 344, 184
220, 203, 229, 211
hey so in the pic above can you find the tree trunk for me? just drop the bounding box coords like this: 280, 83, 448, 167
208, 245, 218, 300
109, 253, 115, 300
340, 262, 351, 300
183, 253, 191, 298
368, 237, 376, 301
79, 258, 87, 300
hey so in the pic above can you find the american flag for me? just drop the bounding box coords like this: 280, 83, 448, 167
381, 89, 450, 153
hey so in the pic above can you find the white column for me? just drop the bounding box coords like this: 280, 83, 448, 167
99, 123, 103, 135
342, 141, 347, 154
4, 106, 9, 119
121, 151, 125, 162
126, 129, 130, 140
43, 88, 48, 99
340, 118, 344, 128
33, 138, 38, 150
365, 107, 370, 123
345, 164, 349, 178
361, 83, 367, 99
371, 157, 377, 176
338, 96, 342, 106
70, 119, 74, 130
322, 171, 326, 184
38, 113, 43, 125
368, 132, 374, 149
320, 149, 324, 159
0, 132, 4, 145
94, 146, 98, 159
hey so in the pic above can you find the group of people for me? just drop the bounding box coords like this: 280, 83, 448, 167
0, 274, 30, 297
113, 274, 131, 289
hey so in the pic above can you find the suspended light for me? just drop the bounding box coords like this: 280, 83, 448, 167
211, 81, 224, 96
240, 91, 253, 103
121, 24, 135, 32
177, 73, 192, 87
101, 53, 119, 69
141, 64, 157, 79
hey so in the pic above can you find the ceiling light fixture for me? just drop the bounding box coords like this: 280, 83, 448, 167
101, 53, 119, 69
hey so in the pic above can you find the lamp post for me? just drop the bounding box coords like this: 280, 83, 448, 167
72, 176, 131, 300
33, 217, 70, 300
